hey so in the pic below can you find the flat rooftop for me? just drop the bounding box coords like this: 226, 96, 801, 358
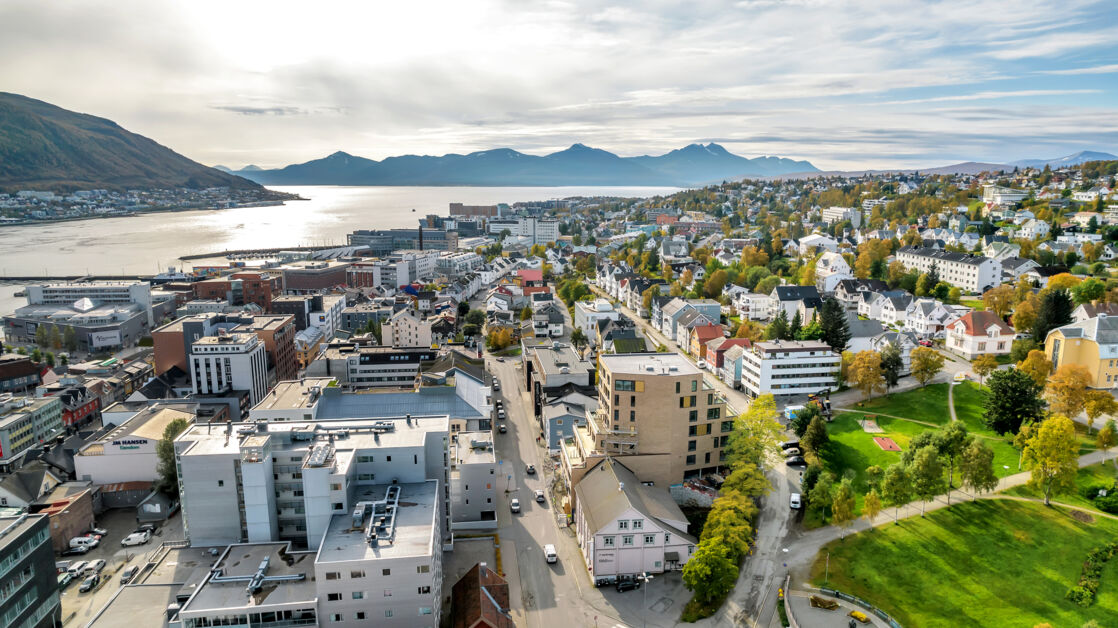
88, 584, 181, 628
316, 387, 482, 420
317, 481, 438, 564
252, 378, 336, 413
194, 332, 256, 346
531, 345, 591, 376
96, 406, 195, 443
179, 543, 317, 617
598, 352, 700, 376
0, 513, 45, 545
454, 432, 495, 465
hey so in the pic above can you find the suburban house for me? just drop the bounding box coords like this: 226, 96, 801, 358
770, 285, 822, 321
870, 331, 919, 375
689, 324, 725, 362
834, 279, 889, 311
904, 299, 956, 336
814, 251, 854, 293
1045, 315, 1118, 389
573, 458, 696, 586
946, 310, 1014, 360
1072, 303, 1118, 323
733, 292, 775, 321
719, 343, 746, 389
878, 294, 914, 327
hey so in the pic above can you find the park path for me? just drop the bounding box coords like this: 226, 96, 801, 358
948, 381, 958, 422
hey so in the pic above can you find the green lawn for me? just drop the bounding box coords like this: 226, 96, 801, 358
810, 499, 1118, 628
1005, 462, 1118, 510
960, 297, 985, 310
849, 383, 952, 426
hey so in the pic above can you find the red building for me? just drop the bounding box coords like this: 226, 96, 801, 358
192, 271, 282, 311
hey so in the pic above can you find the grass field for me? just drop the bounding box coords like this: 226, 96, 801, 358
847, 383, 952, 426
1005, 461, 1118, 510
810, 499, 1118, 627
959, 297, 985, 310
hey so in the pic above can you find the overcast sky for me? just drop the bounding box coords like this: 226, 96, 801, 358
2, 0, 1116, 171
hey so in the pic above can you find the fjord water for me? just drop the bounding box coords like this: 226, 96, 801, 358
0, 185, 679, 277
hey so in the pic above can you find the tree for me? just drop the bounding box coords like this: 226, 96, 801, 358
789, 310, 802, 339
880, 342, 903, 391
971, 354, 998, 387
156, 418, 191, 496
30, 348, 41, 363
725, 394, 784, 467
765, 310, 790, 341
832, 479, 857, 539
864, 465, 884, 491
63, 326, 77, 352
881, 463, 912, 523
915, 273, 933, 297
1016, 349, 1052, 387
959, 439, 999, 500
910, 347, 945, 387
34, 324, 48, 348
1032, 288, 1073, 341
849, 351, 886, 400
1023, 415, 1079, 505
1012, 297, 1038, 333
926, 260, 940, 286
48, 325, 62, 351
1096, 419, 1117, 469
790, 402, 821, 438
863, 488, 883, 526
808, 472, 835, 518
909, 445, 946, 516
1045, 364, 1092, 418
465, 309, 486, 327
519, 306, 533, 321
984, 368, 1045, 435
570, 328, 588, 355
44, 352, 54, 367
981, 285, 1014, 318
705, 269, 728, 299
801, 415, 830, 463
818, 297, 851, 352
935, 421, 971, 490
682, 538, 738, 603
1072, 278, 1106, 305
641, 285, 660, 311
1083, 389, 1118, 433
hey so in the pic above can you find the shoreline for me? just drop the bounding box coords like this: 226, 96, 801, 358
0, 196, 304, 228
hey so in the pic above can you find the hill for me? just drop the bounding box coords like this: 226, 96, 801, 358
233, 143, 818, 187
0, 92, 263, 192
1010, 150, 1118, 169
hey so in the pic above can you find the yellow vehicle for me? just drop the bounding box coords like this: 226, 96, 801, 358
849, 610, 869, 623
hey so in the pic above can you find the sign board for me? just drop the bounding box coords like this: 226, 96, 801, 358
90, 330, 122, 348
111, 438, 148, 450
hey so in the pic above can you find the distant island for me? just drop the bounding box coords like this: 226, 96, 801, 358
224, 143, 820, 187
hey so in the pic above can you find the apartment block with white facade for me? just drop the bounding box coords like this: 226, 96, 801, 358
384, 309, 434, 348
189, 332, 270, 407
895, 247, 1001, 293
574, 299, 620, 346
740, 340, 840, 399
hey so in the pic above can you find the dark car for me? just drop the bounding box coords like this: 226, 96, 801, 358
120, 566, 139, 584
493, 381, 501, 391
785, 456, 806, 467
61, 546, 90, 557
498, 424, 507, 434
136, 524, 157, 533
616, 579, 642, 593
526, 464, 536, 475
79, 574, 100, 593
781, 440, 800, 450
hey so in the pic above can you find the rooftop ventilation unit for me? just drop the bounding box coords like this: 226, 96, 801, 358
306, 442, 333, 467
372, 421, 396, 432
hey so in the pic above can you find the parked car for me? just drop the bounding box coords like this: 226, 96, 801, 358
67, 561, 89, 576
496, 357, 505, 362
697, 359, 707, 370
70, 536, 98, 549
790, 493, 802, 509
781, 440, 800, 450
543, 544, 557, 564
136, 524, 157, 533
85, 559, 106, 575
88, 527, 108, 536
79, 574, 100, 593
493, 381, 501, 391
510, 498, 521, 513
61, 546, 90, 556
783, 448, 802, 457
525, 464, 536, 475
120, 566, 139, 584
918, 339, 933, 347
498, 424, 507, 434
535, 489, 545, 503
58, 572, 75, 589
785, 456, 806, 467
616, 579, 641, 593
121, 531, 151, 546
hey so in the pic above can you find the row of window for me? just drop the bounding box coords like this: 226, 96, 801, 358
328, 607, 432, 622
325, 585, 431, 601
602, 533, 659, 546
324, 565, 430, 579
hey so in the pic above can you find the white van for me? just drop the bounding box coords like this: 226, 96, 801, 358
790, 493, 802, 509
543, 544, 557, 564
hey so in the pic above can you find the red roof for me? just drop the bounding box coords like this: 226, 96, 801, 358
451, 563, 513, 628
517, 269, 544, 282
692, 324, 724, 344
952, 310, 1013, 337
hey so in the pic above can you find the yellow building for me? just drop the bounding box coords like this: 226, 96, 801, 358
1045, 314, 1118, 389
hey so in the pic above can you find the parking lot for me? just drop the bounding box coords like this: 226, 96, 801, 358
58, 508, 182, 626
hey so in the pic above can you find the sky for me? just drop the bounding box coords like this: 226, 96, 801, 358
2, 0, 1117, 171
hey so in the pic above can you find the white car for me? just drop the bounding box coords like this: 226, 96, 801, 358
121, 531, 151, 546
67, 561, 89, 576
543, 544, 557, 564
84, 559, 106, 574
510, 498, 521, 513
790, 493, 802, 509
697, 359, 707, 370
70, 536, 98, 549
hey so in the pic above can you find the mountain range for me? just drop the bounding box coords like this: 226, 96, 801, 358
1009, 151, 1118, 169
0, 92, 262, 192
224, 143, 820, 187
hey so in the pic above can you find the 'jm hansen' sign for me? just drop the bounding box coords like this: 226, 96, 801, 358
112, 438, 148, 450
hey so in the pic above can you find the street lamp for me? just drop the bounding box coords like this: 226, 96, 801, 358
639, 571, 653, 628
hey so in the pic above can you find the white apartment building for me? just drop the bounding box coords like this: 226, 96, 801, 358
814, 251, 854, 293
487, 217, 560, 245
895, 247, 1001, 293
820, 206, 861, 227
450, 431, 497, 530
436, 251, 484, 275
174, 413, 450, 550
733, 292, 775, 321
310, 295, 346, 339
189, 332, 270, 407
384, 309, 434, 348
740, 340, 840, 399
574, 300, 621, 346
982, 184, 1028, 206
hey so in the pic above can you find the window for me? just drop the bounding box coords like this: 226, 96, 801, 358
328, 593, 342, 601
665, 532, 671, 543
420, 606, 434, 615
689, 410, 698, 422
708, 393, 714, 405
675, 381, 681, 394
680, 396, 696, 408
691, 379, 698, 392
615, 380, 635, 391
385, 610, 394, 618
623, 535, 634, 546
350, 570, 365, 578
603, 536, 615, 546
644, 534, 655, 544
331, 614, 343, 622
617, 520, 629, 530
382, 568, 391, 576
325, 572, 341, 580
629, 411, 635, 422
355, 612, 366, 620
353, 591, 365, 600
707, 407, 720, 420
688, 440, 696, 451
632, 519, 643, 529
418, 585, 432, 594
217, 480, 224, 487
721, 420, 734, 433
333, 502, 344, 511
686, 454, 696, 465
384, 589, 392, 597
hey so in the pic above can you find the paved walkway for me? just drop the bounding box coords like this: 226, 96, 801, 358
948, 381, 958, 422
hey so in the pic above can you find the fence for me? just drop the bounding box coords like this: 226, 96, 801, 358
783, 575, 799, 628
819, 587, 903, 628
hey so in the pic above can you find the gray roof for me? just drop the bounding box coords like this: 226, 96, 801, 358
1050, 315, 1118, 346
574, 458, 696, 542
897, 246, 991, 266
846, 312, 884, 338
773, 285, 821, 301
316, 386, 482, 419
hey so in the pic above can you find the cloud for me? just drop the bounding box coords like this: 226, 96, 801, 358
1038, 64, 1118, 75
210, 105, 308, 116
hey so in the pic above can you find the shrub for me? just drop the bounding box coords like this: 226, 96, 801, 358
1095, 493, 1118, 514
1066, 541, 1118, 606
